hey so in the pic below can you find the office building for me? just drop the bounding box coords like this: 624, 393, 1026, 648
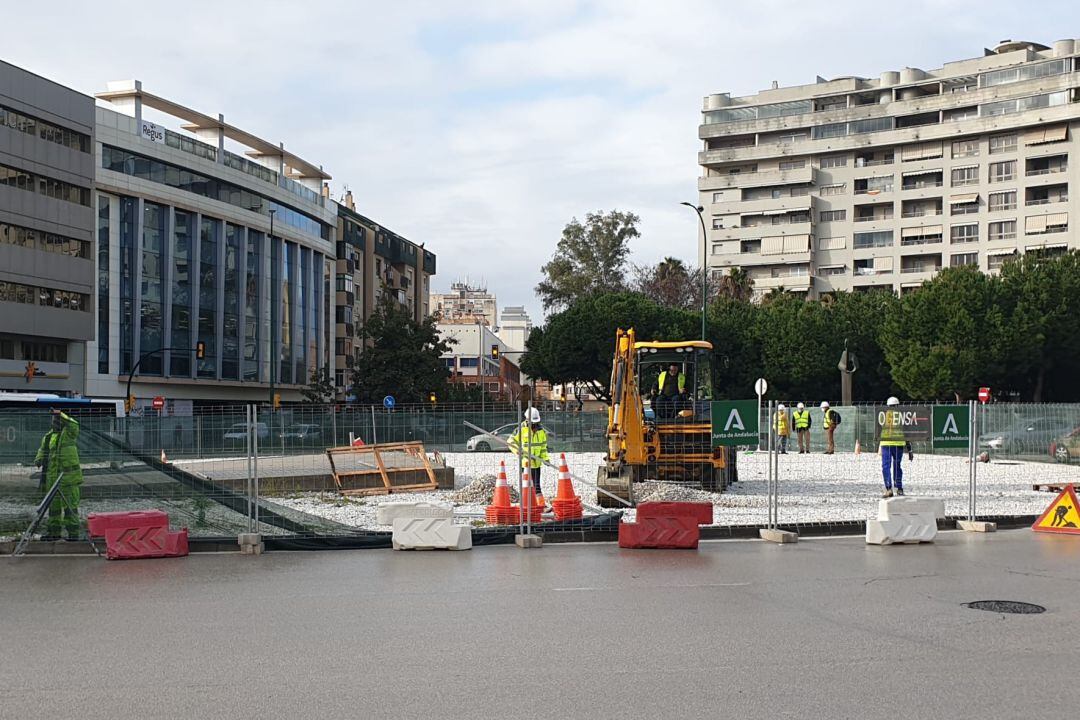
0, 60, 95, 395
333, 191, 436, 394
430, 281, 498, 326
699, 39, 1080, 298
88, 80, 337, 404
496, 305, 533, 353
437, 322, 520, 401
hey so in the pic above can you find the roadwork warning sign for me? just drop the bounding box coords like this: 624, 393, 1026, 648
1032, 484, 1080, 535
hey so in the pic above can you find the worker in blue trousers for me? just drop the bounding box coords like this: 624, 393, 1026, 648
878, 396, 913, 498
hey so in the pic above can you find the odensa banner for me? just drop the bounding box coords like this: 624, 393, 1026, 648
875, 405, 932, 443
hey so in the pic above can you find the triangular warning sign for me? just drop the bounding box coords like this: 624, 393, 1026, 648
1032, 484, 1080, 535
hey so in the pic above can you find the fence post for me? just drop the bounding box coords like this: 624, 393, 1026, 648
370, 406, 378, 445
253, 404, 260, 531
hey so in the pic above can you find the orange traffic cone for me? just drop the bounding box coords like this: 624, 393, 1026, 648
551, 453, 583, 521
160, 449, 168, 464
854, 439, 861, 456
485, 461, 519, 525
521, 467, 541, 526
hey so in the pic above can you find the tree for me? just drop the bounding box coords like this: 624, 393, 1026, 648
631, 257, 695, 309
716, 266, 754, 303
301, 365, 336, 404
881, 267, 1010, 400
999, 250, 1080, 400
350, 293, 454, 404
535, 210, 638, 312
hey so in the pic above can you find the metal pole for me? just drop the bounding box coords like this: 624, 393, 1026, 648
370, 405, 378, 445
245, 404, 252, 533
253, 404, 260, 530
766, 400, 774, 529
268, 209, 276, 408
517, 400, 524, 538
970, 399, 978, 522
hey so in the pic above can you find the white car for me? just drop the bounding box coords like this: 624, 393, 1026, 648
224, 422, 269, 444
466, 423, 517, 452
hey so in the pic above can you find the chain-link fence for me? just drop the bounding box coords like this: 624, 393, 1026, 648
3, 400, 1078, 547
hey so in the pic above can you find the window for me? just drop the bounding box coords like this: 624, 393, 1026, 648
0, 163, 90, 207
819, 265, 847, 276
988, 220, 1017, 241
951, 252, 978, 267
820, 210, 846, 222
951, 139, 979, 158
851, 117, 893, 134
853, 231, 894, 249
0, 104, 90, 152
819, 155, 847, 168
950, 223, 979, 244
812, 123, 847, 140
0, 281, 89, 312
989, 160, 1015, 183
988, 191, 1016, 212
790, 185, 810, 197
22, 341, 68, 363
740, 239, 761, 254
711, 218, 725, 230
989, 134, 1017, 155
980, 91, 1069, 118
988, 251, 1018, 270
0, 222, 89, 258
820, 184, 846, 196
818, 236, 846, 251
951, 201, 979, 216
951, 166, 979, 186
779, 159, 806, 170
981, 59, 1069, 88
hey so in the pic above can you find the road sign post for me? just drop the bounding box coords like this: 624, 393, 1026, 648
754, 378, 768, 450
383, 395, 396, 410
711, 400, 759, 448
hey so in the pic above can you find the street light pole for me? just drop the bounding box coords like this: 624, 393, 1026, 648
680, 202, 708, 341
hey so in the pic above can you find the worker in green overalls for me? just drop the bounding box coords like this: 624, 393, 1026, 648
34, 409, 84, 540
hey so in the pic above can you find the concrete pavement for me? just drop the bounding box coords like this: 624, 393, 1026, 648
2, 530, 1078, 719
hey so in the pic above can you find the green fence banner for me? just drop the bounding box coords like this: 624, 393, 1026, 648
711, 400, 758, 447
932, 404, 970, 449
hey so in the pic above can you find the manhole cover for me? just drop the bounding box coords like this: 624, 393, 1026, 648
964, 600, 1045, 614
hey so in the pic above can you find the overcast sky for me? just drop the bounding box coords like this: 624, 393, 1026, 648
5, 0, 1078, 321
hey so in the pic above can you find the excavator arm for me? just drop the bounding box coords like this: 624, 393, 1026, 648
605, 328, 651, 468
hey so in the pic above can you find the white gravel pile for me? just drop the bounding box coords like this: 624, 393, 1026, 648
447, 474, 519, 504
262, 450, 1080, 531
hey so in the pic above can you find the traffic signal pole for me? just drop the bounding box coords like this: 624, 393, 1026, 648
124, 343, 204, 415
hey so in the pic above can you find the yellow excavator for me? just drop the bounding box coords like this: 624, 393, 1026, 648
597, 327, 737, 507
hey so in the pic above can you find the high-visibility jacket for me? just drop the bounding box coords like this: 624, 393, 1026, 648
658, 371, 686, 396
879, 409, 907, 447
773, 411, 791, 436
793, 409, 811, 430
508, 422, 549, 468
823, 409, 837, 429
34, 413, 83, 487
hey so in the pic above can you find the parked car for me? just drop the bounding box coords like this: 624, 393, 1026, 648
280, 423, 322, 442
465, 423, 557, 452
223, 422, 269, 444
977, 417, 1071, 455
1050, 425, 1080, 463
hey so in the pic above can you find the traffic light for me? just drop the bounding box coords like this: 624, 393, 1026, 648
428, 392, 437, 406
125, 395, 135, 414
273, 393, 281, 409
490, 344, 500, 360
195, 341, 205, 359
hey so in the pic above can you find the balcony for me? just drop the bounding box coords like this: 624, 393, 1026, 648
752, 273, 812, 289
901, 264, 942, 274
698, 165, 814, 191
1025, 165, 1068, 177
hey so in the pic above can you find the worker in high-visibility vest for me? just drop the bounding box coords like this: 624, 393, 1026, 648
509, 407, 550, 509
792, 402, 812, 454
34, 409, 84, 540
654, 363, 687, 419
878, 396, 909, 497
773, 403, 791, 454
821, 401, 841, 454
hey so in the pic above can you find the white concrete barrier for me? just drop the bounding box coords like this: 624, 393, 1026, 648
376, 501, 453, 526
392, 518, 472, 551
866, 496, 945, 545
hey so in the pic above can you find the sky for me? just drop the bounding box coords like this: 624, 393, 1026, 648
4, 0, 1079, 321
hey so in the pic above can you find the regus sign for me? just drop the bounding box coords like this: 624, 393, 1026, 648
140, 120, 165, 144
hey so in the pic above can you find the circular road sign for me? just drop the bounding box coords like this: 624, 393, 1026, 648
755, 378, 768, 396
978, 387, 991, 404
383, 395, 396, 409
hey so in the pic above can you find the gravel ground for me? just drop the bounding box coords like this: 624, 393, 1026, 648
267, 450, 1080, 530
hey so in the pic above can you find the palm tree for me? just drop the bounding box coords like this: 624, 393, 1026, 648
717, 267, 754, 302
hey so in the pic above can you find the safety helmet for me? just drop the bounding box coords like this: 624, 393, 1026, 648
820, 401, 830, 409
778, 403, 786, 411
886, 396, 900, 406
797, 402, 805, 410
525, 407, 541, 423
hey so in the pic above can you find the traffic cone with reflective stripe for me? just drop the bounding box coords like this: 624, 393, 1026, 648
521, 467, 541, 526
552, 453, 583, 521
854, 439, 861, 456
485, 460, 519, 525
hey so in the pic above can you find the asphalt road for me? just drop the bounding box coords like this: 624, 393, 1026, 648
2, 530, 1078, 719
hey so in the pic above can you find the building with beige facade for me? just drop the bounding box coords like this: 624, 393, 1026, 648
429, 281, 498, 327
698, 39, 1080, 298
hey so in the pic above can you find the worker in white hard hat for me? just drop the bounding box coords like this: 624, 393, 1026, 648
820, 401, 841, 455
509, 407, 550, 511
773, 403, 791, 454
879, 396, 908, 497
792, 402, 812, 454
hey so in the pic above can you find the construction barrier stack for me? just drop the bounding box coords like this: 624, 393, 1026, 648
86, 510, 189, 560
618, 501, 714, 549
485, 461, 520, 526
551, 453, 583, 521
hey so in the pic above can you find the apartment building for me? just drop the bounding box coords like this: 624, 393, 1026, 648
430, 281, 498, 327
698, 39, 1080, 298
0, 60, 96, 395
333, 193, 436, 394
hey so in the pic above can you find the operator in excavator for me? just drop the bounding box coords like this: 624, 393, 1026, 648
654, 362, 688, 420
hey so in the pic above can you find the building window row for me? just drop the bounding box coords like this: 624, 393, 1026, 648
0, 280, 89, 312
0, 221, 89, 259
980, 90, 1070, 118
1, 104, 90, 153
0, 338, 69, 363
811, 117, 894, 140
0, 163, 91, 206
980, 58, 1070, 88
100, 146, 330, 240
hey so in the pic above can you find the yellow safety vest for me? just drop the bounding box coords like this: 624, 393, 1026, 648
658, 371, 686, 395
774, 411, 790, 436
793, 410, 810, 430
879, 410, 907, 447
508, 422, 549, 468
823, 409, 835, 429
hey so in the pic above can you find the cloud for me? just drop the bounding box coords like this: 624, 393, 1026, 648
3, 0, 1079, 324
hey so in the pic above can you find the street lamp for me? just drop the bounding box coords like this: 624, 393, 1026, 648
680, 202, 708, 341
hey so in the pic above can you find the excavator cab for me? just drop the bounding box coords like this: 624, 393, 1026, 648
637, 341, 714, 423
